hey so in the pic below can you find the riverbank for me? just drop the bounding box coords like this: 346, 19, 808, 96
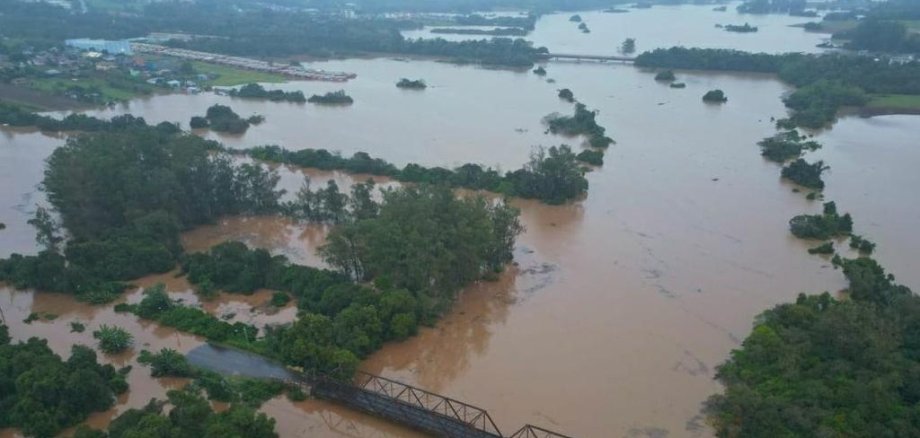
861, 94, 920, 116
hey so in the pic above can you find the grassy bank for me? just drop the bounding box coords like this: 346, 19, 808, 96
190, 61, 287, 87
867, 94, 920, 111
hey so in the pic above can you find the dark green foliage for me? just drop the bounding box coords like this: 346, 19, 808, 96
669, 82, 686, 89
789, 202, 853, 240
127, 284, 260, 349
271, 292, 291, 307
850, 234, 877, 255
834, 257, 911, 305
286, 385, 307, 401
0, 103, 149, 132
807, 241, 834, 255
308, 90, 354, 105
505, 145, 589, 204
183, 242, 276, 294
576, 149, 604, 165
546, 103, 614, 149
724, 23, 758, 33
93, 325, 133, 354
1, 123, 284, 296
654, 70, 676, 81
320, 185, 522, 300
783, 80, 869, 129
0, 337, 127, 437
396, 78, 427, 89
569, 14, 582, 22
246, 143, 589, 204
702, 89, 728, 103
557, 88, 575, 102
837, 19, 920, 54
137, 348, 195, 377
70, 321, 86, 333
190, 116, 210, 129
781, 159, 828, 190
199, 104, 255, 134
98, 389, 277, 438
757, 130, 821, 162
533, 66, 547, 75
229, 83, 306, 103
621, 38, 636, 54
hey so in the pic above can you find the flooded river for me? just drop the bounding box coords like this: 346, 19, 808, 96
3, 4, 920, 438
404, 2, 829, 54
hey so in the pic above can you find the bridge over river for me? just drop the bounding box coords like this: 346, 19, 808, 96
188, 344, 574, 438
542, 53, 636, 63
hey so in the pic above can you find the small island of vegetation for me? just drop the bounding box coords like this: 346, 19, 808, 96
621, 38, 636, 54
669, 82, 686, 89
191, 104, 263, 134
781, 158, 828, 190
758, 130, 822, 162
396, 78, 427, 90
702, 89, 728, 103
723, 23, 758, 33
789, 201, 853, 240
578, 22, 591, 33
308, 90, 354, 105
558, 88, 576, 103
533, 66, 547, 76
569, 14, 582, 22
654, 70, 676, 82
546, 103, 615, 149
228, 83, 307, 103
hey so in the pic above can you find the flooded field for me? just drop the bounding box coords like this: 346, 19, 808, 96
403, 2, 829, 54
2, 5, 919, 437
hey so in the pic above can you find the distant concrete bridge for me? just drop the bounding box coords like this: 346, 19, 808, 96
543, 53, 636, 63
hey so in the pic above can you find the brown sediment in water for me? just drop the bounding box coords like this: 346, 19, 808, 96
3, 37, 920, 437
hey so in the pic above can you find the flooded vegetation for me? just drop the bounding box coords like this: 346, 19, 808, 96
3, 1, 920, 437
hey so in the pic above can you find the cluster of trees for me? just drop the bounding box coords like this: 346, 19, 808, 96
706, 255, 919, 436
172, 184, 523, 379
229, 83, 306, 103
0, 104, 180, 134
0, 123, 285, 301
634, 47, 920, 127
781, 80, 868, 128
0, 333, 129, 437
191, 104, 264, 134
284, 179, 377, 224
545, 103, 615, 149
119, 284, 261, 350
654, 70, 676, 82
788, 201, 853, 240
307, 90, 354, 105
850, 234, 876, 255
244, 144, 589, 204
72, 389, 277, 438
396, 78, 427, 89
723, 23, 758, 33
702, 89, 728, 103
621, 38, 636, 54
557, 88, 575, 102
781, 158, 828, 190
757, 130, 822, 162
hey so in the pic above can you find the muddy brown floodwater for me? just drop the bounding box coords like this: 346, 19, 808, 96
3, 7, 920, 437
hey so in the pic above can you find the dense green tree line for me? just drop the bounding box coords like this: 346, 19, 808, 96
0, 333, 129, 437
635, 47, 920, 127
0, 103, 181, 134
706, 255, 919, 437
307, 90, 354, 105
73, 389, 277, 438
396, 78, 427, 89
245, 144, 589, 204
229, 83, 306, 103
788, 201, 853, 240
0, 124, 284, 301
